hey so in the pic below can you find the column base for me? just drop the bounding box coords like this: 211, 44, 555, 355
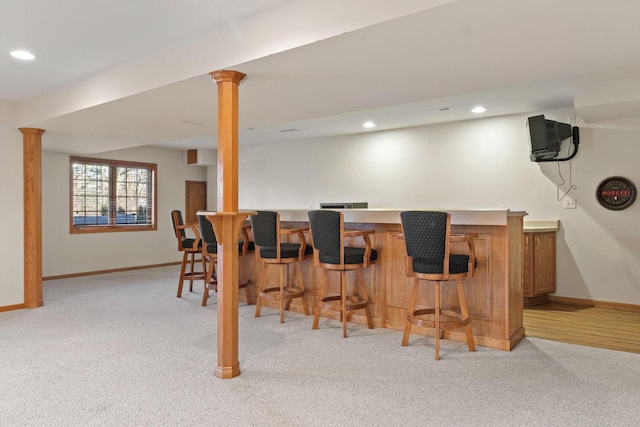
24, 300, 43, 308
215, 363, 241, 379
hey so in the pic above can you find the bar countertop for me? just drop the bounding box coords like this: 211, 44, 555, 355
261, 208, 527, 226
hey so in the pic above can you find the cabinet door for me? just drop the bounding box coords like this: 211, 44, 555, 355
523, 233, 535, 297
533, 233, 556, 295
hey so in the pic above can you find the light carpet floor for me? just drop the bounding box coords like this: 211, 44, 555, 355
1, 265, 639, 426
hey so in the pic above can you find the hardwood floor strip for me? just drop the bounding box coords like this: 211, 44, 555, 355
524, 302, 640, 354
547, 295, 640, 313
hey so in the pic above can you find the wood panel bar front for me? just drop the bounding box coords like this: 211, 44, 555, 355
241, 209, 526, 351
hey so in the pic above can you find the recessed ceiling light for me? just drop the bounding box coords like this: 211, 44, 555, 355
471, 106, 487, 114
363, 121, 376, 128
10, 50, 35, 60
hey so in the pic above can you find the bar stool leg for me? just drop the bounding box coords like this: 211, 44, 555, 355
255, 261, 267, 317
357, 269, 374, 329
202, 255, 214, 306
434, 281, 441, 361
341, 270, 347, 338
296, 262, 310, 315
189, 253, 196, 292
177, 252, 189, 298
402, 279, 418, 346
279, 265, 285, 324
313, 269, 327, 329
457, 278, 476, 352
240, 255, 252, 305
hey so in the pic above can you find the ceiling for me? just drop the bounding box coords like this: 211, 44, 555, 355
3, 0, 640, 154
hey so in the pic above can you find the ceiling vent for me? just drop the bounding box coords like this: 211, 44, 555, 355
172, 120, 204, 126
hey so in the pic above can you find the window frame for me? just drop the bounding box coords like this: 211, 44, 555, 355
69, 156, 158, 234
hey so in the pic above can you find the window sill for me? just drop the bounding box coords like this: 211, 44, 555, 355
70, 225, 158, 234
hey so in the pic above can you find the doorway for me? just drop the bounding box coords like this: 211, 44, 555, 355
185, 181, 207, 224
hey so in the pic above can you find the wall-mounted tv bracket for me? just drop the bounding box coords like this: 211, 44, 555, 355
534, 127, 580, 162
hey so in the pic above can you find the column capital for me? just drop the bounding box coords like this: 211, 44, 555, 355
209, 70, 246, 85
19, 128, 46, 137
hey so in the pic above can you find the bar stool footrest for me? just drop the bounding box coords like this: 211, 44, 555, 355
260, 286, 305, 300
183, 271, 205, 280
319, 295, 370, 312
408, 307, 469, 329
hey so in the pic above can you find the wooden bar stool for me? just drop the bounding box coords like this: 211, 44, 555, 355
197, 214, 255, 307
250, 211, 312, 323
308, 210, 376, 338
400, 211, 477, 360
170, 210, 205, 298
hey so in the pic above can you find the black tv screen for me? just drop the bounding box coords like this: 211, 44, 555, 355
528, 115, 573, 161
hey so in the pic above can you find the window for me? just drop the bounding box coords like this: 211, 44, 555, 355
70, 156, 157, 233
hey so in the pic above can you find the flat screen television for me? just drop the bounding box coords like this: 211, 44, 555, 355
528, 115, 573, 162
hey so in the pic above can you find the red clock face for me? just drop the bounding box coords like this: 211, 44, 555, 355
596, 177, 637, 210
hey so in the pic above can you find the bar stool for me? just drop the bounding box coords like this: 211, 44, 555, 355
197, 214, 255, 307
400, 211, 477, 360
307, 210, 376, 338
170, 210, 205, 298
250, 211, 312, 323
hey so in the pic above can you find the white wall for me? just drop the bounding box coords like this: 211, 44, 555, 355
234, 110, 640, 305
0, 122, 24, 306
42, 145, 207, 277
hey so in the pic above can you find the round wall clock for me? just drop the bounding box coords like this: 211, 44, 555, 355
596, 176, 637, 210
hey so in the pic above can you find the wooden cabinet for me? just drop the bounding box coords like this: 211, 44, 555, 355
523, 231, 556, 306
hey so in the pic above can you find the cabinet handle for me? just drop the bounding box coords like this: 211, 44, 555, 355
525, 236, 529, 250
536, 237, 540, 250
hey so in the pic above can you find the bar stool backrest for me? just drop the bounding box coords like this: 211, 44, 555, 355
250, 210, 278, 248
308, 210, 341, 256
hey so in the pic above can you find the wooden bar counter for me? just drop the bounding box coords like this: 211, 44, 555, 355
242, 209, 526, 351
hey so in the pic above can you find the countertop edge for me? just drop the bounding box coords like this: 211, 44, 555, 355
523, 220, 559, 232
229, 208, 528, 226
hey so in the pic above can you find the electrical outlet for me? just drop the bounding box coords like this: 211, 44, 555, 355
564, 197, 576, 209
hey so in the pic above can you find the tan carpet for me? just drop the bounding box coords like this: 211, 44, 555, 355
1, 265, 639, 426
